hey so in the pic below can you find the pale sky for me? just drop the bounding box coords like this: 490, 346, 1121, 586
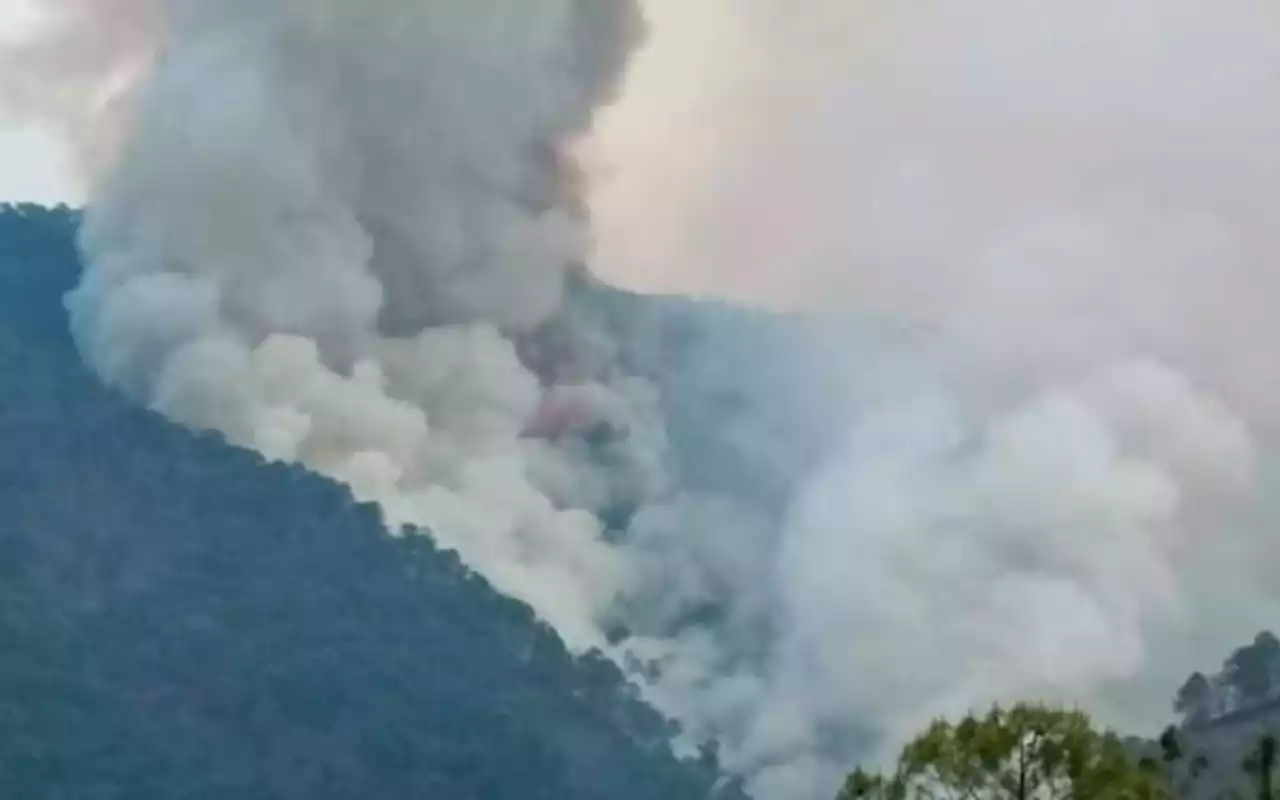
0, 125, 77, 204
0, 2, 78, 204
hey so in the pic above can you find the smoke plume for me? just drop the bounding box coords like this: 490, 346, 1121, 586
582, 0, 1280, 793
7, 1, 1280, 798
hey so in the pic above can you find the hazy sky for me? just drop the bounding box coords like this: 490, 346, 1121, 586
0, 3, 76, 204
0, 124, 76, 203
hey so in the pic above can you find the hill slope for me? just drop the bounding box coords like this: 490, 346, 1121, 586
0, 203, 742, 799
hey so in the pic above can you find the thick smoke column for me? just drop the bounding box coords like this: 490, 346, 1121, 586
9, 2, 1280, 799
59, 0, 648, 649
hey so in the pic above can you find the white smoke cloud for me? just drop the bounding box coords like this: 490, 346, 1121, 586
602, 351, 1263, 798
54, 0, 647, 653
581, 0, 1280, 795
9, 1, 1280, 799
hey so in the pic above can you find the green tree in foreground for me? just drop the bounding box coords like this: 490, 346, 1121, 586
837, 703, 1169, 800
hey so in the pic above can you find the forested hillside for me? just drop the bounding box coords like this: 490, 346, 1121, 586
0, 204, 742, 799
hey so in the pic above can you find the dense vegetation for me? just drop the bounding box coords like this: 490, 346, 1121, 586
837, 704, 1169, 800
836, 701, 1280, 800
0, 204, 742, 799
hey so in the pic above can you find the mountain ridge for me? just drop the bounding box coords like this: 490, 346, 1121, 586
0, 202, 744, 799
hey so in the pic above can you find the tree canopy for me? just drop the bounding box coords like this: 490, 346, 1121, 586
1170, 631, 1280, 728
1176, 673, 1218, 728
1225, 634, 1280, 707
837, 704, 1169, 800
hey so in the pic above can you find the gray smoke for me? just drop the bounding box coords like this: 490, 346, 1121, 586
585, 0, 1280, 795
8, 2, 1280, 799
57, 0, 657, 651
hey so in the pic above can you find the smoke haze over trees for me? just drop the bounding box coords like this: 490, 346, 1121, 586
1174, 632, 1280, 729
0, 203, 743, 800
6, 1, 1280, 798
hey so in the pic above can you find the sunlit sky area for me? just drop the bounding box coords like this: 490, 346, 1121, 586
0, 125, 76, 204
0, 2, 76, 204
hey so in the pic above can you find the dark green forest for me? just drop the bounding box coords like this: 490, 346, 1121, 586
0, 204, 743, 799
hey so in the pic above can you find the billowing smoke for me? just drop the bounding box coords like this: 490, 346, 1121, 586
583, 0, 1280, 793
7, 1, 1280, 799
55, 0, 658, 653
